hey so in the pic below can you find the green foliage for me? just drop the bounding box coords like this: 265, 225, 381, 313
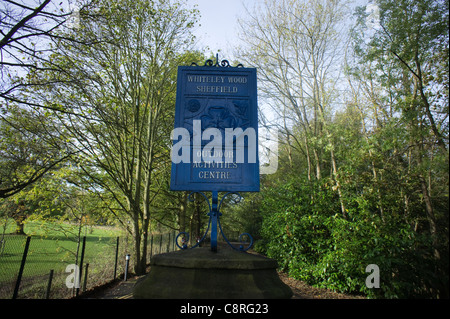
0, 104, 71, 199
245, 0, 448, 299
257, 174, 444, 298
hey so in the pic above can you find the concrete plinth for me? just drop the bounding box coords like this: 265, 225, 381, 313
133, 247, 292, 299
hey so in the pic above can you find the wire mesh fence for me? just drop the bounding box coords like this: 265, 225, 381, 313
0, 231, 177, 299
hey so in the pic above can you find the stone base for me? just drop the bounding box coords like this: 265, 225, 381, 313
133, 247, 292, 299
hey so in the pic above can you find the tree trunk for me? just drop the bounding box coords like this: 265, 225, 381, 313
331, 149, 347, 219
304, 136, 312, 182
313, 149, 321, 180
14, 202, 27, 235
179, 192, 188, 234
414, 52, 448, 155
132, 207, 144, 275
418, 174, 440, 260
15, 217, 26, 235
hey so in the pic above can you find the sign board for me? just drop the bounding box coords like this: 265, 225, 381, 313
170, 65, 260, 192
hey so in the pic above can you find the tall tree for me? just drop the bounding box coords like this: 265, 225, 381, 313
29, 0, 199, 274
237, 0, 448, 298
237, 0, 350, 217
352, 0, 448, 263
344, 0, 449, 297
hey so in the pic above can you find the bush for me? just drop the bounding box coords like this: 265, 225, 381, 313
258, 175, 444, 298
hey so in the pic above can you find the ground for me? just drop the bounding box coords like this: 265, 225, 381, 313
78, 245, 366, 299
79, 271, 365, 299
277, 272, 365, 299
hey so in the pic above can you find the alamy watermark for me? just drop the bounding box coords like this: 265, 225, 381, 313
65, 264, 80, 289
67, 4, 80, 30
170, 120, 278, 174
365, 264, 380, 289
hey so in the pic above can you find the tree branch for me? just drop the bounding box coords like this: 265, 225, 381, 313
0, 0, 51, 49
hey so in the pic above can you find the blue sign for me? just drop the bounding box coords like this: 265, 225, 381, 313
170, 65, 260, 192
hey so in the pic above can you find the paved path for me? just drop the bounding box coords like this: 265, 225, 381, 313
82, 277, 139, 299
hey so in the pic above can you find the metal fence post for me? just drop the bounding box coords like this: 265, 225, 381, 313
113, 237, 119, 279
76, 236, 86, 297
45, 269, 54, 299
150, 235, 153, 257
83, 263, 89, 293
12, 236, 31, 299
124, 254, 130, 281
167, 233, 170, 252
173, 231, 176, 251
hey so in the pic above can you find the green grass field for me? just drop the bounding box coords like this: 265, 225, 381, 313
0, 219, 176, 298
0, 220, 125, 297
1, 218, 122, 238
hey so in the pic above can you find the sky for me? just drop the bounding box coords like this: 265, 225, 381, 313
188, 0, 373, 60
188, 0, 260, 60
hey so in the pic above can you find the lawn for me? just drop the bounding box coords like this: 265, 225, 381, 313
0, 220, 126, 298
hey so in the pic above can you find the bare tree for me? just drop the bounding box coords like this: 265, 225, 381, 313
237, 0, 349, 217
0, 0, 96, 114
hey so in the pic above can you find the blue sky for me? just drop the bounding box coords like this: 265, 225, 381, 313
189, 0, 373, 59
189, 0, 260, 58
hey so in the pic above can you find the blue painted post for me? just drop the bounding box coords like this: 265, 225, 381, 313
210, 191, 219, 252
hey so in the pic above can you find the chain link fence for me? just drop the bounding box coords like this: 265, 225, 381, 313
0, 232, 177, 299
